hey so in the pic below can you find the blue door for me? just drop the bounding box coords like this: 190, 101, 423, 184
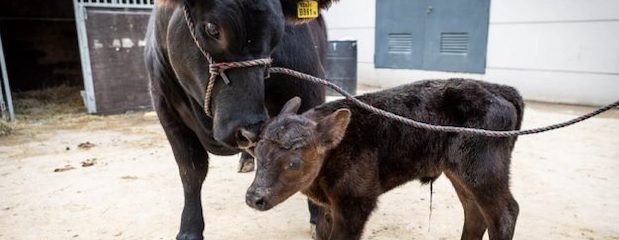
374, 0, 426, 69
422, 0, 490, 73
375, 0, 490, 73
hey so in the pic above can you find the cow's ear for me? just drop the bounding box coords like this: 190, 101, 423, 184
280, 0, 338, 24
279, 97, 302, 115
316, 108, 351, 149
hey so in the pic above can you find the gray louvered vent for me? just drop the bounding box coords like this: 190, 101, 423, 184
440, 32, 469, 54
388, 33, 413, 54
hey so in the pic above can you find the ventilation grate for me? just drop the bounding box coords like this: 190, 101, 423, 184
388, 33, 413, 54
440, 32, 469, 55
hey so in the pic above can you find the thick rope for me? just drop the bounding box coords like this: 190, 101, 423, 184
203, 59, 272, 116
269, 67, 619, 137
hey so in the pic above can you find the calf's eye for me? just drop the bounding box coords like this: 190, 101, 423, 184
205, 22, 220, 39
288, 158, 302, 170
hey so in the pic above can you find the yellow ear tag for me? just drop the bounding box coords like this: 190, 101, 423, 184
297, 0, 319, 19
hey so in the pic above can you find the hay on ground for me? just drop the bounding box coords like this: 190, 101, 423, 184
13, 85, 85, 121
0, 120, 11, 137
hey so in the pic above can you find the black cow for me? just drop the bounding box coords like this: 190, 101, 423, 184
144, 0, 337, 239
246, 79, 524, 240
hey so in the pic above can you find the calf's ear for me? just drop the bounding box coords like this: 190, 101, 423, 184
280, 0, 339, 24
317, 108, 351, 149
280, 97, 302, 115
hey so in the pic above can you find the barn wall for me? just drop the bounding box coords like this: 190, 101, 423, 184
0, 0, 82, 91
323, 0, 619, 106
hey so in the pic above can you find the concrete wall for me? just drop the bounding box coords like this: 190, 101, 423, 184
323, 0, 619, 106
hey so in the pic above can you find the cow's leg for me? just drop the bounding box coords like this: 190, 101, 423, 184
457, 152, 519, 240
329, 197, 376, 240
446, 172, 487, 240
237, 152, 255, 173
161, 122, 209, 240
148, 43, 209, 240
308, 200, 322, 239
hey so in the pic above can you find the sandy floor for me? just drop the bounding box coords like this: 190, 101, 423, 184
0, 101, 618, 240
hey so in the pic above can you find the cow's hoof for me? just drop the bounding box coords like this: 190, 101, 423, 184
238, 159, 255, 173
176, 232, 203, 240
310, 223, 317, 239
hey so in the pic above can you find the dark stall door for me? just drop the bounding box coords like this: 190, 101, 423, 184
81, 8, 152, 114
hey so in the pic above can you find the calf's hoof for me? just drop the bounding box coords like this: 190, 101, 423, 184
238, 158, 255, 173
176, 232, 203, 240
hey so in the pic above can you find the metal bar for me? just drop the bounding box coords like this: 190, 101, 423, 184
75, 1, 154, 9
0, 30, 15, 121
0, 72, 5, 120
73, 0, 98, 113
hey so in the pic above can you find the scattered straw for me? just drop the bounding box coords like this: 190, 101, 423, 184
13, 85, 85, 121
0, 120, 11, 137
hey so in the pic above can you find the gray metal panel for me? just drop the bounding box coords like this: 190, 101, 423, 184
375, 0, 427, 69
0, 30, 15, 121
422, 0, 490, 73
84, 8, 152, 114
73, 0, 153, 114
325, 41, 357, 96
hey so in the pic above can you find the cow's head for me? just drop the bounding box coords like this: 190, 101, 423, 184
166, 0, 336, 147
245, 97, 351, 210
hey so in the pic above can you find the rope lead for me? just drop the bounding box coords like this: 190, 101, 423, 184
183, 2, 618, 137
269, 67, 619, 137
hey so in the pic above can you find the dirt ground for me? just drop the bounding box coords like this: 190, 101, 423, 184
1, 88, 618, 240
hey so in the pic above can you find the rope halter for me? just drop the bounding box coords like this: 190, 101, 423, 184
182, 2, 273, 116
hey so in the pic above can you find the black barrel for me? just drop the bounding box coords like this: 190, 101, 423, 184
325, 40, 357, 96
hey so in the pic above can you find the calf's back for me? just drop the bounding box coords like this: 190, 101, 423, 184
305, 78, 524, 195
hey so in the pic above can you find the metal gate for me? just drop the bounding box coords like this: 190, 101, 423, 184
0, 31, 14, 121
73, 0, 154, 114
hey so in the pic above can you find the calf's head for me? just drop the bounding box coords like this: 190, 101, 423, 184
245, 97, 351, 211
166, 0, 337, 147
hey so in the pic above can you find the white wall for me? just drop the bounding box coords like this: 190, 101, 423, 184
323, 0, 619, 106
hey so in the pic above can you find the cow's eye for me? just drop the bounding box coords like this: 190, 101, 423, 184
205, 22, 220, 39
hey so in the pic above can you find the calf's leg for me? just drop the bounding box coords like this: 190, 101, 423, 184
456, 151, 519, 240
474, 188, 519, 240
446, 172, 488, 240
329, 197, 376, 240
